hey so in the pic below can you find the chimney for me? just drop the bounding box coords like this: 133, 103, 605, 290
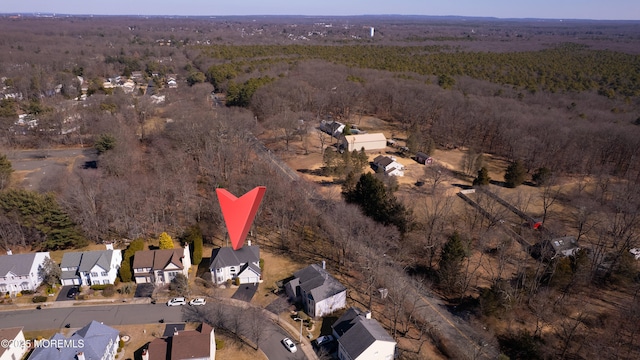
6, 250, 12, 255
105, 243, 114, 250
141, 349, 149, 360
174, 327, 179, 336
77, 352, 85, 360
322, 260, 326, 269
247, 240, 251, 247
365, 311, 372, 320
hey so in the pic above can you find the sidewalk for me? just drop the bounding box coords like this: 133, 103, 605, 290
0, 296, 153, 311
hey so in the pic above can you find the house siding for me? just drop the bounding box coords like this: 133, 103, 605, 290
0, 252, 50, 295
316, 291, 347, 318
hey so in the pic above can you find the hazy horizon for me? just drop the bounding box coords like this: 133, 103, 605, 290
2, 0, 639, 21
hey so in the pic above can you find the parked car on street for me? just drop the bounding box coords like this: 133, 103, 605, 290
166, 297, 186, 306
189, 297, 206, 306
282, 337, 297, 353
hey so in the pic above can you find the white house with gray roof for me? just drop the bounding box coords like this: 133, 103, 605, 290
0, 327, 28, 360
209, 244, 261, 285
0, 251, 50, 295
285, 263, 347, 318
332, 307, 396, 360
60, 248, 122, 286
28, 320, 119, 360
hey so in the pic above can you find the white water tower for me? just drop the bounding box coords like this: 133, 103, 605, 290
370, 27, 375, 37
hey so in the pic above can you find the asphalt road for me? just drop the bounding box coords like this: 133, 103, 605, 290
0, 303, 307, 360
6, 147, 97, 190
0, 304, 182, 331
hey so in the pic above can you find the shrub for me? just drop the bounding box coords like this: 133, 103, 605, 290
118, 339, 125, 350
259, 258, 265, 271
215, 339, 225, 350
32, 296, 48, 303
20, 290, 35, 295
234, 277, 240, 286
102, 285, 116, 297
90, 284, 109, 291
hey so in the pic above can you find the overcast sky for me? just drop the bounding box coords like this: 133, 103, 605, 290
2, 0, 639, 20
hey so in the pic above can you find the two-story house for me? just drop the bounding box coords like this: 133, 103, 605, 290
28, 321, 120, 360
0, 251, 51, 295
332, 307, 396, 360
372, 155, 405, 177
60, 247, 122, 286
132, 245, 191, 285
285, 262, 347, 318
209, 244, 260, 286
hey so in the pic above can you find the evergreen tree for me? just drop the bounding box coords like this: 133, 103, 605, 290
0, 190, 86, 250
473, 167, 491, 186
158, 232, 174, 249
532, 167, 552, 187
343, 173, 411, 233
343, 123, 352, 135
504, 160, 527, 188
0, 154, 13, 189
94, 134, 116, 155
119, 239, 145, 282
184, 225, 203, 266
438, 232, 468, 295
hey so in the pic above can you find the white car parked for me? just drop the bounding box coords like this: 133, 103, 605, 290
189, 297, 206, 306
282, 337, 297, 353
166, 297, 186, 306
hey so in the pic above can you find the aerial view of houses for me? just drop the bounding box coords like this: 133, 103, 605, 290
1, 3, 640, 360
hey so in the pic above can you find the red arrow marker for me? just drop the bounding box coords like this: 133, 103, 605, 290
216, 186, 266, 250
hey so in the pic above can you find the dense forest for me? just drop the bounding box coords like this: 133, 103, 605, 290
0, 15, 639, 359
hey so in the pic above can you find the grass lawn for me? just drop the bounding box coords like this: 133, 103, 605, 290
252, 246, 303, 308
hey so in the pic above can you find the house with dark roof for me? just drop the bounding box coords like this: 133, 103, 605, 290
532, 236, 580, 260
0, 327, 28, 360
332, 307, 396, 360
60, 247, 122, 286
372, 155, 405, 177
142, 323, 216, 360
0, 251, 50, 296
28, 321, 120, 360
209, 244, 260, 286
132, 245, 191, 285
285, 263, 347, 318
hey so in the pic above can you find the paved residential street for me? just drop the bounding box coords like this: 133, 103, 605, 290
0, 301, 311, 360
